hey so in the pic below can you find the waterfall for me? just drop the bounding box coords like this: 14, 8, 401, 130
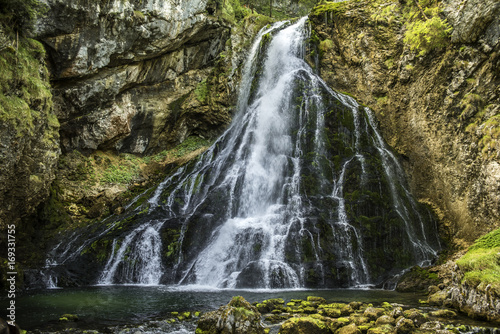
43, 17, 440, 289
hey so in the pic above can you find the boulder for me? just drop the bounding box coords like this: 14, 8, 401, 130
279, 316, 330, 334
196, 296, 265, 334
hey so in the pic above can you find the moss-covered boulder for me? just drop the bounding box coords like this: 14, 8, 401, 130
394, 318, 415, 334
402, 309, 426, 326
338, 323, 361, 334
196, 296, 264, 334
307, 296, 327, 305
375, 315, 395, 326
429, 309, 457, 318
278, 316, 330, 334
363, 307, 385, 321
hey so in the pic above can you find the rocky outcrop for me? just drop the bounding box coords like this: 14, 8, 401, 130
35, 0, 239, 154
309, 0, 500, 245
22, 0, 274, 237
197, 296, 265, 334
428, 262, 500, 323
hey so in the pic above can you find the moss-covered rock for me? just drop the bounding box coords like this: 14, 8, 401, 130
197, 296, 265, 334
429, 309, 457, 318
394, 317, 415, 334
278, 316, 330, 334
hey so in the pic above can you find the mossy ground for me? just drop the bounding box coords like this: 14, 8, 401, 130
456, 228, 500, 293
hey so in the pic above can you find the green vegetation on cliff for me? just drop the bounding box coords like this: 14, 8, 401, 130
0, 0, 46, 36
311, 0, 452, 56
0, 35, 54, 136
456, 228, 500, 292
403, 1, 452, 55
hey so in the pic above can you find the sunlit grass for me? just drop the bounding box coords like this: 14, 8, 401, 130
456, 228, 500, 293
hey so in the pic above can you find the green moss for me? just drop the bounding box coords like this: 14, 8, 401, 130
133, 10, 145, 20
194, 79, 209, 103
311, 1, 348, 17
384, 58, 395, 70
456, 228, 500, 293
172, 136, 211, 158
403, 14, 452, 56
370, 4, 397, 24
319, 39, 334, 53
101, 163, 139, 185
0, 34, 55, 137
478, 115, 500, 159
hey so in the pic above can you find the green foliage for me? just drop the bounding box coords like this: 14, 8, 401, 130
319, 39, 334, 53
0, 30, 54, 137
311, 1, 347, 17
469, 227, 500, 251
479, 115, 500, 159
101, 163, 140, 185
370, 4, 397, 24
384, 58, 395, 69
195, 79, 209, 103
456, 228, 500, 292
172, 136, 211, 158
404, 14, 452, 56
0, 0, 47, 36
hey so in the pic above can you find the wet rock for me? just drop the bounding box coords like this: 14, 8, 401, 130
307, 296, 327, 306
59, 314, 79, 322
428, 289, 450, 306
367, 324, 394, 334
34, 0, 247, 154
278, 316, 330, 334
196, 296, 264, 334
349, 302, 363, 310
375, 315, 395, 326
363, 307, 385, 321
390, 306, 404, 319
394, 317, 415, 334
256, 298, 285, 313
402, 309, 426, 326
420, 321, 444, 331
338, 323, 361, 334
430, 309, 457, 318
428, 285, 441, 295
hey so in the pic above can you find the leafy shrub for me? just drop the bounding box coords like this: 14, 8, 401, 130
404, 15, 452, 55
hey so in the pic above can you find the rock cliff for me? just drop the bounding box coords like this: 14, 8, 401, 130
309, 0, 500, 246
36, 0, 235, 154
10, 0, 277, 272
0, 32, 60, 229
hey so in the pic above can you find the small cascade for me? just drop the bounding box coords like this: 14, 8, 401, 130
99, 220, 164, 285
42, 17, 440, 289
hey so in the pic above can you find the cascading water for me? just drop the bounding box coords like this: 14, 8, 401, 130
42, 17, 440, 289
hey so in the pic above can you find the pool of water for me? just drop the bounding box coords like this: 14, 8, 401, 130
3, 285, 430, 330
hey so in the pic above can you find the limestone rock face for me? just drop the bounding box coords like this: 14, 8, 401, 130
36, 0, 234, 154
443, 0, 500, 45
309, 0, 500, 245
